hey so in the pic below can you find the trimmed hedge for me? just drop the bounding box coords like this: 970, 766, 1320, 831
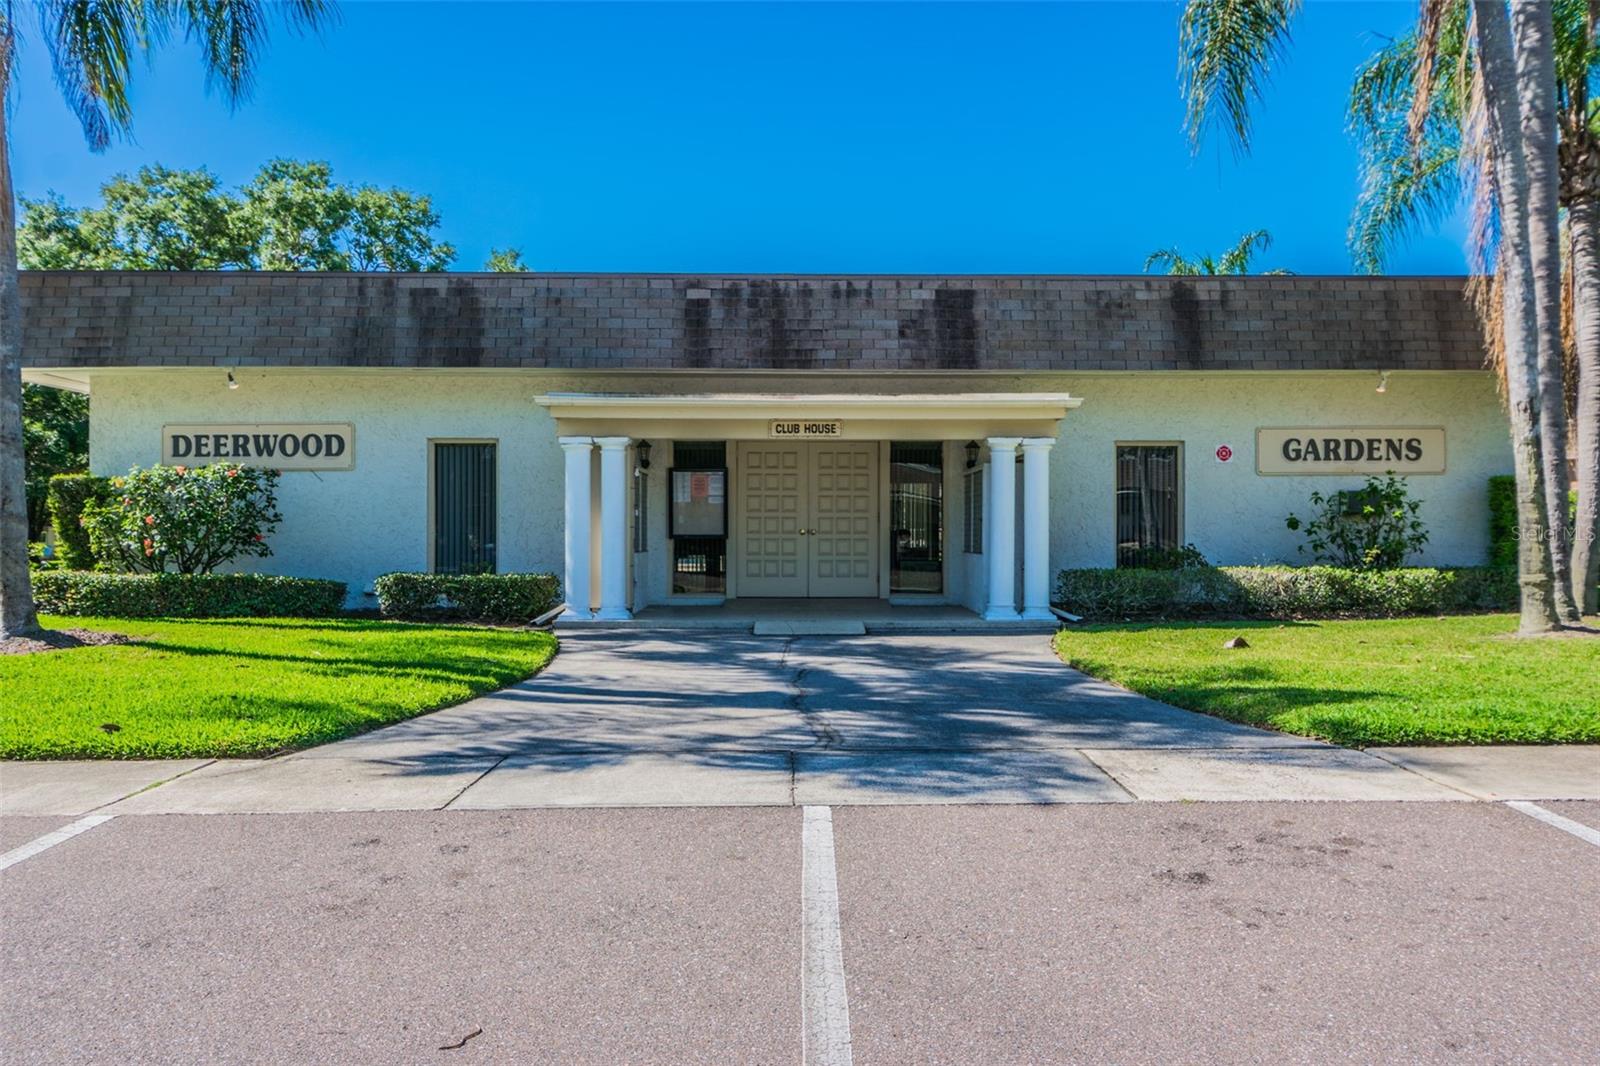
47, 473, 112, 570
1056, 565, 1518, 621
374, 572, 562, 623
30, 571, 347, 618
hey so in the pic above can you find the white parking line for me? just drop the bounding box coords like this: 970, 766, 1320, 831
1505, 801, 1600, 848
802, 805, 853, 1066
0, 815, 117, 872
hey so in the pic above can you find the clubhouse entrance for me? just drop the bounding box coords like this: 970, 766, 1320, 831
736, 441, 879, 598
534, 391, 1079, 623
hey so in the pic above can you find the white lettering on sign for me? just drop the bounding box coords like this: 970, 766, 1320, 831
769, 420, 842, 438
1255, 427, 1445, 476
161, 424, 355, 471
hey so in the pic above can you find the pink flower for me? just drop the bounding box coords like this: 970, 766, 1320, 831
253, 533, 264, 542
226, 468, 239, 478
142, 538, 154, 555
174, 465, 187, 475
144, 515, 156, 526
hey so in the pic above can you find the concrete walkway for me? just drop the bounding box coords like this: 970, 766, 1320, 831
3, 632, 1596, 814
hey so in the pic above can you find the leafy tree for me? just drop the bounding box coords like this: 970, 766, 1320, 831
1143, 229, 1290, 275
15, 194, 94, 269
0, 0, 336, 640
22, 384, 88, 538
346, 185, 454, 271
83, 464, 282, 574
484, 247, 530, 272
20, 159, 454, 272
68, 164, 250, 269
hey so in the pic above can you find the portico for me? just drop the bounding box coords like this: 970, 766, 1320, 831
536, 392, 1080, 623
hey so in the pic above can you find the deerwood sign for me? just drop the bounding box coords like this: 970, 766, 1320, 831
161, 424, 355, 471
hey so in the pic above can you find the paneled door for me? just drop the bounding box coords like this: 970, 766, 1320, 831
736, 442, 879, 597
807, 443, 879, 596
738, 443, 808, 597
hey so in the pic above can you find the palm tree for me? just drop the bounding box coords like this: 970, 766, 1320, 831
1349, 0, 1598, 616
0, 1, 334, 640
1178, 0, 1581, 631
1467, 0, 1565, 631
1144, 229, 1291, 275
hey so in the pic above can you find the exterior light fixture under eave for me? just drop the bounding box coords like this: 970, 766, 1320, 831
965, 440, 980, 469
637, 439, 652, 469
1376, 370, 1389, 394
226, 371, 239, 391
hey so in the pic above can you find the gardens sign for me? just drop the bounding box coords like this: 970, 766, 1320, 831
1256, 427, 1445, 476
161, 424, 355, 471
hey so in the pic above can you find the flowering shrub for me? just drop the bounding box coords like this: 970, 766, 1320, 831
81, 463, 283, 574
1285, 474, 1429, 569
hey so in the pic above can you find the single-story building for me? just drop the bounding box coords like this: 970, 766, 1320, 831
21, 271, 1510, 622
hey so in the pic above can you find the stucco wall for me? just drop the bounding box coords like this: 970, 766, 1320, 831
84, 368, 1510, 606
88, 372, 568, 604
1047, 370, 1510, 569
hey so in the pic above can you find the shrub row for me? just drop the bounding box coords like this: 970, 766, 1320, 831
1056, 565, 1518, 621
373, 572, 562, 623
31, 571, 347, 619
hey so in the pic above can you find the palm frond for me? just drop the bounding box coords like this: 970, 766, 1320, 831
36, 0, 148, 149
1218, 228, 1271, 273
1408, 0, 1450, 147
1144, 248, 1200, 274
1179, 0, 1301, 154
1350, 121, 1462, 272
147, 0, 335, 107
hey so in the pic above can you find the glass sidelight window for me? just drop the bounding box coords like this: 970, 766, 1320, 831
671, 441, 727, 594
890, 442, 944, 593
1116, 444, 1182, 567
432, 441, 497, 574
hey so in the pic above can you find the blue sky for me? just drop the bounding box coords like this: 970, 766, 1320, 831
11, 1, 1468, 275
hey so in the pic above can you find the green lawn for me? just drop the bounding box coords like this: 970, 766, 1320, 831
1, 616, 557, 759
1054, 614, 1600, 747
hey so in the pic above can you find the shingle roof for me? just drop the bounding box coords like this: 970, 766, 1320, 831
19, 271, 1488, 373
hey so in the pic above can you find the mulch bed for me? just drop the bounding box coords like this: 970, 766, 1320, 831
0, 628, 138, 656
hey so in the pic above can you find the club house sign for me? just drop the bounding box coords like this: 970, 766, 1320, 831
1256, 426, 1446, 475
770, 419, 843, 438
161, 423, 355, 471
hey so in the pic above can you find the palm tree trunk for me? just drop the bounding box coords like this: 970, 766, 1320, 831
1475, 0, 1562, 633
1570, 191, 1600, 614
1511, 0, 1581, 624
0, 43, 40, 641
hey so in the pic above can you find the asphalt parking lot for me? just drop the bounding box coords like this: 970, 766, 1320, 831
3, 800, 1597, 1064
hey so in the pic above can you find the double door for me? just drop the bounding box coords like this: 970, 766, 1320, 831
737, 442, 879, 597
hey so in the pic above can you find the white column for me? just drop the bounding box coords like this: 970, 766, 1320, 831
595, 436, 632, 620
560, 437, 594, 619
983, 437, 1021, 621
1020, 437, 1055, 621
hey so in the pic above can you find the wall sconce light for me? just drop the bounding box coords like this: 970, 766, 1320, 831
965, 440, 980, 469
637, 439, 652, 469
226, 371, 239, 391
1375, 370, 1390, 394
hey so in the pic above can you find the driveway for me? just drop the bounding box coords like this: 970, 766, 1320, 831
23, 630, 1526, 814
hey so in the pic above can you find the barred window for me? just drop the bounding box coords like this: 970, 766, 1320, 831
1115, 444, 1182, 567
433, 442, 497, 574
